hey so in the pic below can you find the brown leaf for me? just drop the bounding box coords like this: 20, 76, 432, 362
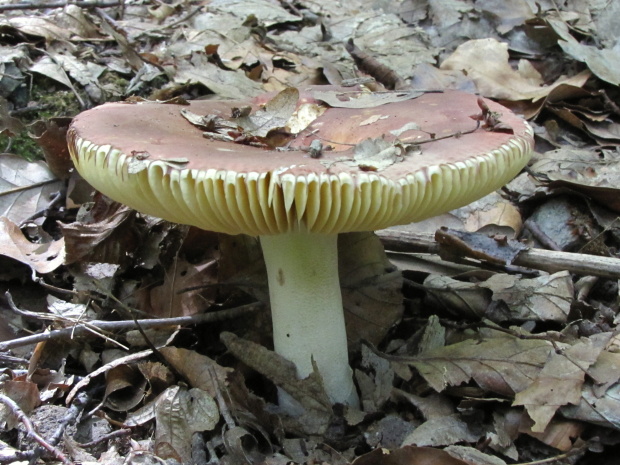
0, 154, 64, 224
158, 347, 231, 399
154, 386, 219, 463
312, 89, 423, 109
408, 334, 552, 396
0, 217, 64, 274
148, 258, 217, 318
441, 38, 590, 101
60, 202, 136, 266
339, 232, 403, 347
514, 337, 606, 432
235, 87, 299, 138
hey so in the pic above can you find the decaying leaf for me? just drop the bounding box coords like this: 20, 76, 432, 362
402, 414, 480, 447
531, 147, 620, 213
0, 217, 64, 273
339, 232, 403, 347
514, 336, 606, 432
312, 89, 423, 109
234, 87, 299, 138
154, 386, 219, 463
127, 385, 219, 463
406, 333, 552, 395
0, 154, 64, 224
220, 331, 333, 435
423, 271, 573, 323
441, 38, 591, 101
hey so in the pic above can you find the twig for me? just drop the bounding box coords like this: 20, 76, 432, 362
66, 349, 153, 404
523, 218, 562, 251
0, 302, 262, 352
0, 179, 59, 197
29, 392, 89, 464
513, 446, 585, 464
78, 427, 132, 448
134, 4, 203, 38
20, 189, 66, 226
0, 0, 121, 11
0, 394, 72, 465
376, 229, 620, 279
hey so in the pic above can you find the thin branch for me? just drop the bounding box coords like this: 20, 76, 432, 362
0, 394, 72, 465
377, 229, 620, 279
0, 302, 262, 352
29, 392, 89, 464
0, 0, 121, 11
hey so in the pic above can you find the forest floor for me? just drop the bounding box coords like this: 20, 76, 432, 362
1, 0, 620, 464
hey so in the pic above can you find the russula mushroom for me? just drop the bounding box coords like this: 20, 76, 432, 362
67, 88, 533, 412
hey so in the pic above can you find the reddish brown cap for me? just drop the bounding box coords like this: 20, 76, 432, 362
67, 88, 533, 235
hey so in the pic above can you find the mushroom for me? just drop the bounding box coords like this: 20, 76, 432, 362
67, 88, 533, 412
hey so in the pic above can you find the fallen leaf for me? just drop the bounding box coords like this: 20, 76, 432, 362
0, 154, 64, 224
235, 87, 299, 137
339, 232, 403, 347
0, 217, 64, 273
154, 386, 219, 463
514, 337, 607, 432
441, 38, 590, 101
402, 414, 480, 447
220, 331, 333, 435
312, 89, 423, 108
548, 18, 620, 86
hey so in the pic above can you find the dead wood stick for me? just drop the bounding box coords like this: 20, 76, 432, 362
0, 394, 72, 465
0, 302, 262, 352
0, 0, 121, 11
377, 229, 620, 279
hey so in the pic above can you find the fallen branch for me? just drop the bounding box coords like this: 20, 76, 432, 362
0, 394, 72, 465
377, 229, 620, 279
0, 302, 262, 352
0, 0, 121, 11
29, 392, 90, 464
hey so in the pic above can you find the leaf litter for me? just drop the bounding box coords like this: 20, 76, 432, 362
2, 0, 620, 464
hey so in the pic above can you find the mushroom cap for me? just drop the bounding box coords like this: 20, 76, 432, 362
67, 88, 533, 236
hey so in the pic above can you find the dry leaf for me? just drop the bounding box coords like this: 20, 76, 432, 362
154, 386, 219, 463
220, 331, 333, 427
235, 87, 299, 137
402, 414, 480, 447
339, 232, 403, 347
0, 217, 65, 274
441, 38, 590, 101
514, 337, 607, 432
0, 154, 64, 224
312, 89, 423, 109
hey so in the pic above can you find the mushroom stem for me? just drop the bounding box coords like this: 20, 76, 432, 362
260, 233, 360, 410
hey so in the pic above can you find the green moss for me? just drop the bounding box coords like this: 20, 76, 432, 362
0, 130, 43, 161
31, 87, 82, 121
